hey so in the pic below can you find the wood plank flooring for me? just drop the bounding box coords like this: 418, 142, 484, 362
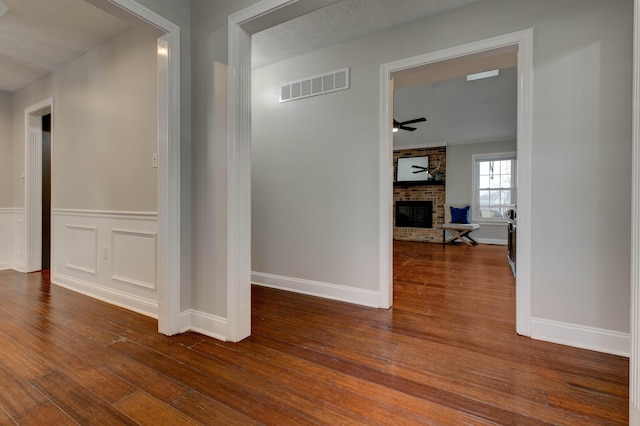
0, 242, 629, 425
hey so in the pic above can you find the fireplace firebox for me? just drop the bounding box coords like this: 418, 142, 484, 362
395, 201, 433, 228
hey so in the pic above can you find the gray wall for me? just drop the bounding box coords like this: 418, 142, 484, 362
248, 0, 632, 333
190, 0, 259, 316
12, 27, 159, 211
0, 91, 11, 207
446, 140, 517, 242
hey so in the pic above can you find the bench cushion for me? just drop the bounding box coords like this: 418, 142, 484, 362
442, 223, 480, 230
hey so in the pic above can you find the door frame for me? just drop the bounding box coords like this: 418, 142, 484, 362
226, 3, 533, 339
226, 0, 341, 342
379, 29, 534, 335
630, 0, 639, 421
23, 0, 182, 335
24, 98, 53, 274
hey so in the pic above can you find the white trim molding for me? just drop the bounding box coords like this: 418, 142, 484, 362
474, 238, 507, 246
531, 317, 630, 357
54, 208, 158, 220
380, 28, 534, 335
180, 309, 228, 342
24, 97, 53, 273
55, 273, 158, 318
252, 272, 380, 308
631, 0, 640, 421
228, 6, 261, 343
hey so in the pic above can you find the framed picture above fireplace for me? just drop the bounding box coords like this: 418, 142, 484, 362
397, 156, 429, 181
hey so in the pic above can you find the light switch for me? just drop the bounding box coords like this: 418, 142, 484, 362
152, 153, 158, 168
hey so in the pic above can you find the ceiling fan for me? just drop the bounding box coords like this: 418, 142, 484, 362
393, 117, 426, 132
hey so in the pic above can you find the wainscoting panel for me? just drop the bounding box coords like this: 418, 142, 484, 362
0, 209, 13, 270
52, 210, 159, 318
112, 229, 157, 289
64, 225, 97, 274
0, 208, 24, 271
13, 209, 24, 271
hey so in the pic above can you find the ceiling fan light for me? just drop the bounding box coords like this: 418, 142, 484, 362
467, 69, 499, 81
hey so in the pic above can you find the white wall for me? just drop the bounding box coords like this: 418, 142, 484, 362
246, 0, 632, 352
446, 140, 517, 243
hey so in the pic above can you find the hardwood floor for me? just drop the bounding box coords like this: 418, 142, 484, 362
0, 242, 629, 425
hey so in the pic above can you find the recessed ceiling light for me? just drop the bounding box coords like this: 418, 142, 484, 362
0, 1, 8, 19
467, 69, 500, 81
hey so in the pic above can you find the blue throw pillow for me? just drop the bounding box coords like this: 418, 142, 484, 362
450, 206, 470, 224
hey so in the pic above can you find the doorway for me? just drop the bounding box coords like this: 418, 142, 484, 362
22, 0, 182, 336
379, 30, 533, 336
390, 49, 518, 328
24, 98, 52, 274
227, 1, 533, 339
41, 113, 51, 271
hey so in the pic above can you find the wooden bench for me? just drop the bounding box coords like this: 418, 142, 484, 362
443, 203, 480, 245
442, 223, 480, 245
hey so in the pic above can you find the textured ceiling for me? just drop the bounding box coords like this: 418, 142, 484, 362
0, 0, 129, 92
0, 0, 483, 91
252, 0, 481, 69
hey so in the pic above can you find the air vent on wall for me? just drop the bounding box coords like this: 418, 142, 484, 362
280, 68, 350, 103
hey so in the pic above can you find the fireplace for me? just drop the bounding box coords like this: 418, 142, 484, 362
395, 201, 433, 228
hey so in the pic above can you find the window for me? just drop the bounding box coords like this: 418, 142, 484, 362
472, 152, 516, 222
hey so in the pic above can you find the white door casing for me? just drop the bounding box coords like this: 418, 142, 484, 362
24, 98, 52, 273
630, 0, 639, 422
379, 29, 534, 335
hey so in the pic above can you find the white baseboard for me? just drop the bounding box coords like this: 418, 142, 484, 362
531, 317, 630, 357
53, 272, 158, 319
252, 272, 380, 308
180, 309, 228, 341
476, 238, 507, 245
0, 262, 23, 271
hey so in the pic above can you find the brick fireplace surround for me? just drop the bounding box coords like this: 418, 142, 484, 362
393, 146, 446, 243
